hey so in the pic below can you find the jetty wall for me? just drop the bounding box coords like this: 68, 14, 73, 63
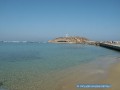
99, 43, 120, 51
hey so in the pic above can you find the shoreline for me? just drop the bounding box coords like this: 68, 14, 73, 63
56, 56, 120, 90
1, 57, 120, 90
99, 59, 120, 90
0, 44, 120, 90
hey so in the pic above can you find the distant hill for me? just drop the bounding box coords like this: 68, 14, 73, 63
48, 36, 89, 43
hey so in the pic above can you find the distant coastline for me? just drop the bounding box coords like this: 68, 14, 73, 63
48, 36, 120, 51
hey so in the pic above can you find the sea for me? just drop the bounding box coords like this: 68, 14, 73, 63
0, 42, 120, 90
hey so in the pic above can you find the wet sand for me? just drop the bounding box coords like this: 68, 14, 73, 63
56, 57, 120, 90
100, 62, 120, 90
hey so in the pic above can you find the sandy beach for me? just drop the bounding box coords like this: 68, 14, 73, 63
56, 57, 120, 90
100, 61, 120, 90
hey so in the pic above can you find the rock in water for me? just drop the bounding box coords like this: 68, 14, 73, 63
0, 88, 8, 90
48, 36, 89, 43
0, 82, 3, 86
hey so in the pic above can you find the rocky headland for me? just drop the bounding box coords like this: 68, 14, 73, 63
48, 36, 120, 51
48, 36, 89, 44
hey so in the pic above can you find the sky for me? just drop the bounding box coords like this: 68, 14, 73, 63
0, 0, 120, 41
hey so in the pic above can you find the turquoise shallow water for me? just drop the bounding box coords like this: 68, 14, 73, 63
0, 42, 120, 90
